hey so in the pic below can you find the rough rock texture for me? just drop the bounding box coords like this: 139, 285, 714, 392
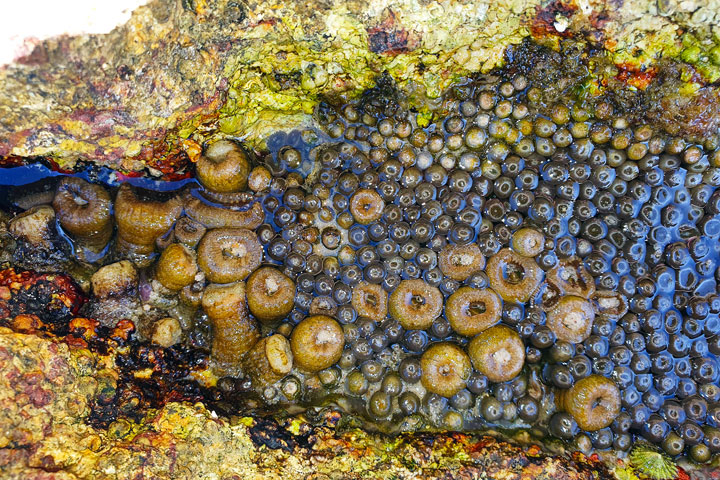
1, 0, 719, 175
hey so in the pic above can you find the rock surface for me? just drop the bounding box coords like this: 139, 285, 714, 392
1, 0, 719, 174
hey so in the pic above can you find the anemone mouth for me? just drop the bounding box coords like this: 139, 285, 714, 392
525, 237, 540, 250
221, 242, 247, 259
264, 277, 279, 296
561, 311, 585, 332
503, 262, 525, 284
204, 140, 237, 161
409, 293, 426, 308
315, 328, 339, 346
180, 223, 198, 235
58, 182, 91, 208
68, 188, 90, 207
490, 347, 512, 367
558, 266, 576, 283
467, 301, 487, 316
451, 253, 474, 267
439, 244, 484, 281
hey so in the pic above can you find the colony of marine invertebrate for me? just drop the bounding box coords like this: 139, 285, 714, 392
2, 41, 720, 467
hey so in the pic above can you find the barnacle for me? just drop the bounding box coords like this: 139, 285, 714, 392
8, 205, 57, 249
629, 443, 678, 480
592, 290, 628, 320
151, 317, 183, 347
91, 260, 138, 299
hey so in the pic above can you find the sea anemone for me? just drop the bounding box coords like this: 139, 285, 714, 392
197, 227, 262, 283
195, 139, 251, 193
202, 282, 260, 367
114, 183, 182, 265
290, 315, 344, 372
52, 177, 113, 256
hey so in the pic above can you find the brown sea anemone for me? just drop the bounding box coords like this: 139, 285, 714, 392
197, 227, 262, 283
114, 183, 183, 265
546, 295, 595, 344
202, 282, 260, 367
195, 139, 251, 193
243, 334, 294, 387
468, 325, 525, 383
438, 243, 486, 281
246, 267, 295, 324
486, 248, 543, 303
155, 243, 198, 291
52, 177, 113, 255
389, 279, 443, 330
556, 375, 621, 431
446, 287, 502, 336
183, 190, 264, 230
420, 342, 472, 397
290, 315, 344, 372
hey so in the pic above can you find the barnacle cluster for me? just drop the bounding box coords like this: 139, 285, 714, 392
3, 42, 720, 466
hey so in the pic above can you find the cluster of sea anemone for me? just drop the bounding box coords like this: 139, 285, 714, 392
4, 46, 720, 466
